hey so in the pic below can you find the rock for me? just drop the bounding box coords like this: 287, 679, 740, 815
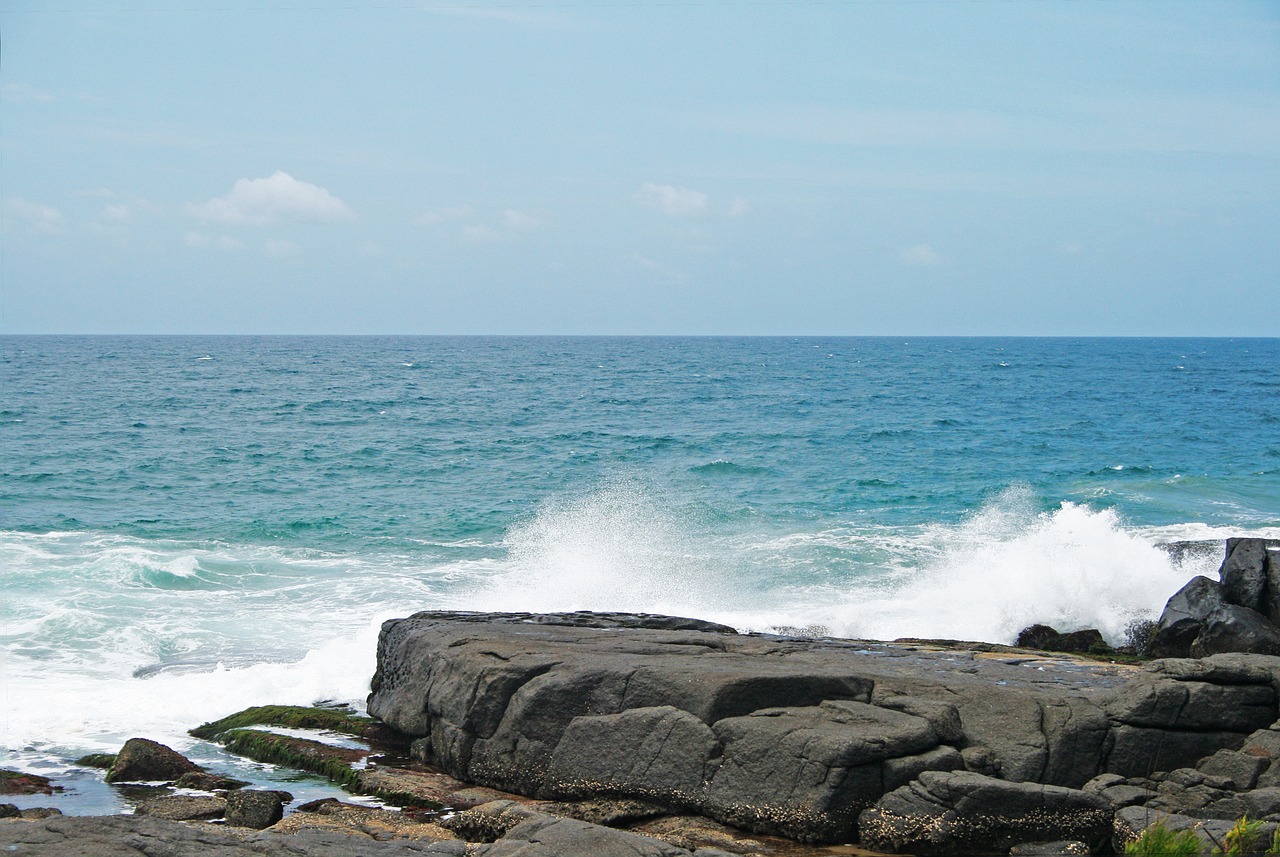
1013, 625, 1109, 655
0, 814, 471, 856
856, 771, 1112, 856
368, 611, 1142, 842
223, 788, 286, 828
0, 768, 57, 795
0, 803, 19, 818
173, 771, 250, 791
1191, 603, 1280, 656
104, 737, 201, 783
134, 794, 227, 820
1147, 576, 1227, 658
1222, 538, 1272, 614
74, 754, 116, 769
20, 807, 63, 819
1113, 805, 1278, 855
1196, 748, 1267, 789
1016, 624, 1061, 650
538, 797, 669, 827
478, 812, 708, 857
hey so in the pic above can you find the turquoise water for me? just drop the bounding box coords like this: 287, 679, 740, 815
2, 335, 1279, 809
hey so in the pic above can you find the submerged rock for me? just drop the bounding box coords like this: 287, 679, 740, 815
0, 768, 58, 796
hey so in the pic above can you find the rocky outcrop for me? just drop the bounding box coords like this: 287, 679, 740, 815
368, 610, 1141, 843
365, 607, 1280, 848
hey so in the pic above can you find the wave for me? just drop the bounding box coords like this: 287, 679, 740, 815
460, 481, 1255, 647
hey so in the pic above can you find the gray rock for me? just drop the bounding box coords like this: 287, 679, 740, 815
1114, 805, 1278, 855
224, 788, 287, 828
0, 814, 471, 855
1080, 773, 1125, 793
1196, 748, 1267, 789
1148, 576, 1227, 658
104, 737, 201, 783
704, 700, 942, 842
134, 794, 227, 820
20, 807, 63, 819
544, 705, 717, 805
857, 771, 1112, 856
1222, 538, 1272, 614
0, 807, 726, 857
0, 803, 19, 818
1218, 539, 1269, 613
1242, 786, 1280, 818
1191, 603, 1280, 657
368, 610, 1280, 844
1098, 784, 1156, 808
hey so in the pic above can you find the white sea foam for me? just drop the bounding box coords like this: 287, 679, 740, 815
463, 483, 1243, 646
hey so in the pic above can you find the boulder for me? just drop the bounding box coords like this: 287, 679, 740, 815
1222, 538, 1272, 614
104, 737, 201, 783
1191, 603, 1280, 657
223, 788, 287, 828
856, 771, 1112, 856
134, 795, 226, 821
173, 771, 250, 791
1147, 576, 1227, 658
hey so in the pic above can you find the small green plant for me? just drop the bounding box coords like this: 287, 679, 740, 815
1269, 827, 1280, 856
1214, 815, 1265, 856
1125, 819, 1202, 856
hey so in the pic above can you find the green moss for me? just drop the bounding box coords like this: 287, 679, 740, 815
74, 754, 117, 770
217, 729, 366, 789
189, 704, 378, 741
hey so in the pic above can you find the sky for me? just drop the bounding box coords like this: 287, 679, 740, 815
1, 0, 1277, 335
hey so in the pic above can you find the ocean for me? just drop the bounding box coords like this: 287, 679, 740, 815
3, 335, 1279, 812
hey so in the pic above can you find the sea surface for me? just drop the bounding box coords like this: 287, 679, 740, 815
3, 335, 1279, 812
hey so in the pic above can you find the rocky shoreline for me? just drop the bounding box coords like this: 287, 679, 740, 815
5, 539, 1280, 856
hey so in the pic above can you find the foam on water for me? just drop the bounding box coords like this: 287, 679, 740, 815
467, 478, 732, 617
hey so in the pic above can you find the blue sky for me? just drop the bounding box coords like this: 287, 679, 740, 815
2, 1, 1277, 334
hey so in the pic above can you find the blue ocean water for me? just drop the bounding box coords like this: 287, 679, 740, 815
2, 335, 1279, 810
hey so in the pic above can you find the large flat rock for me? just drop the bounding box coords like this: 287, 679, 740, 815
368, 611, 1149, 842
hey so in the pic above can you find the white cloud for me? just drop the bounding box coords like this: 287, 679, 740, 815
900, 244, 942, 267
415, 205, 475, 226
186, 171, 354, 226
1054, 242, 1083, 256
183, 231, 242, 250
502, 208, 541, 230
102, 204, 130, 221
635, 183, 708, 217
1, 197, 64, 234
265, 238, 300, 258
359, 240, 384, 257
727, 197, 750, 217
